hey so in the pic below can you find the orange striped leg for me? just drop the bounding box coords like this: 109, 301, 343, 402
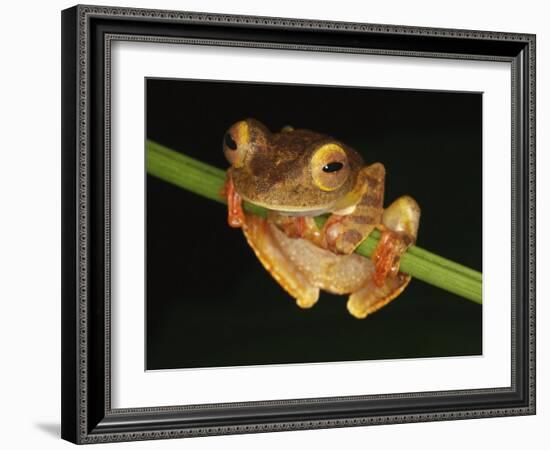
223, 173, 245, 228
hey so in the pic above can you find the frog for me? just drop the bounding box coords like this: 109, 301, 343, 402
221, 118, 420, 319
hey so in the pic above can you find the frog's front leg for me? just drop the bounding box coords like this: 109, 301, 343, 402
321, 162, 386, 255
222, 171, 246, 228
320, 162, 420, 288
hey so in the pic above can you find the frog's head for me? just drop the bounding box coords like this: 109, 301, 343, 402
223, 119, 365, 216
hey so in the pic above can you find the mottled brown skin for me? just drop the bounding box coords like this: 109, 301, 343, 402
229, 119, 364, 215
223, 118, 421, 318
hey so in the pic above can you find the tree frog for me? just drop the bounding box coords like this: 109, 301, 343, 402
222, 119, 420, 319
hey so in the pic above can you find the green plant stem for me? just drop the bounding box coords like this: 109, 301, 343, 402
147, 140, 482, 304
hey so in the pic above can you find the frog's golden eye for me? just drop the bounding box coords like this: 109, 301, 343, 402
223, 121, 250, 168
311, 143, 350, 191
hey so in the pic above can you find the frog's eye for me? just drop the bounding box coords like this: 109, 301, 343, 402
223, 121, 250, 168
311, 143, 350, 192
224, 132, 237, 150
322, 162, 344, 173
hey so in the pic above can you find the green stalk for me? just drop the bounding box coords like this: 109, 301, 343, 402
147, 140, 482, 304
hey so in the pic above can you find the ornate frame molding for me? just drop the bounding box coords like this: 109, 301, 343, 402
61, 4, 536, 444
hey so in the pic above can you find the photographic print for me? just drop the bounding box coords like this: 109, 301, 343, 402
145, 78, 482, 370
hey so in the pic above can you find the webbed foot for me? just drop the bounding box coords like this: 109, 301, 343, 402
347, 272, 411, 319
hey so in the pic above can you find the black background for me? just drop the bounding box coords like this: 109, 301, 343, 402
146, 78, 482, 370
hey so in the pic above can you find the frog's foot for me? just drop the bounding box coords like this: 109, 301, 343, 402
321, 214, 373, 255
223, 173, 246, 228
347, 272, 411, 319
371, 229, 409, 287
371, 195, 420, 287
269, 213, 321, 242
321, 215, 346, 252
242, 214, 320, 309
269, 214, 308, 239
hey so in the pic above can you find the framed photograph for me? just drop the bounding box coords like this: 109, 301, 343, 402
61, 4, 536, 444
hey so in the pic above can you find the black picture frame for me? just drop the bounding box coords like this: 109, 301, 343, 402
61, 4, 536, 444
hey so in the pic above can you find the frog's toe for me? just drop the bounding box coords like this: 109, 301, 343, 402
346, 272, 410, 319
294, 288, 320, 309
371, 230, 409, 287
382, 195, 420, 239
322, 216, 366, 255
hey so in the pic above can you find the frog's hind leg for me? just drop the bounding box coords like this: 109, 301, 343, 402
242, 214, 320, 309
347, 272, 411, 319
